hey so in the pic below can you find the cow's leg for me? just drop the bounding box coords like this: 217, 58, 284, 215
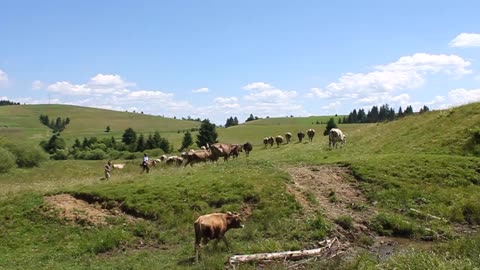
221, 236, 230, 250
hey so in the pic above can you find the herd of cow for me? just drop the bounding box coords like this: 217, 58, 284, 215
145, 128, 347, 171
127, 128, 347, 261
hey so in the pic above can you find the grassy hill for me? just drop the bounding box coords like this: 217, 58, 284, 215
0, 104, 202, 146
0, 102, 480, 269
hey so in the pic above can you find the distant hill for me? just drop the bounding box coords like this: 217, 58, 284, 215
0, 104, 201, 146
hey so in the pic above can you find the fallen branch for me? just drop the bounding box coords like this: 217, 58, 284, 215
228, 237, 337, 267
409, 208, 448, 222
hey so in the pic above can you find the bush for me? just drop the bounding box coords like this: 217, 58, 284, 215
51, 149, 68, 160
0, 147, 16, 173
3, 143, 48, 167
461, 200, 480, 225
83, 149, 107, 160
335, 215, 354, 230
372, 213, 415, 237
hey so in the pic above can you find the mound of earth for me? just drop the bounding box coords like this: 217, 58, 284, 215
43, 194, 139, 226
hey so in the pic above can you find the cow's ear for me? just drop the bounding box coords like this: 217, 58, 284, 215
233, 212, 239, 216
226, 211, 232, 216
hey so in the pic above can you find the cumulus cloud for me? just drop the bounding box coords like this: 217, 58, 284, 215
449, 33, 480, 47
192, 87, 209, 93
310, 53, 471, 109
448, 88, 480, 105
0, 69, 8, 87
32, 80, 44, 90
243, 82, 297, 102
47, 73, 133, 96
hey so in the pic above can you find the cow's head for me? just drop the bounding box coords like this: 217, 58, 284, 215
226, 211, 244, 229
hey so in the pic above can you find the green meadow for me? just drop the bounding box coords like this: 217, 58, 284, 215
1, 103, 480, 269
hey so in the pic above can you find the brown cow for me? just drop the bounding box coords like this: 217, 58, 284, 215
275, 135, 284, 147
165, 156, 184, 166
210, 143, 235, 161
183, 149, 213, 167
194, 212, 244, 261
297, 131, 305, 143
230, 144, 243, 159
243, 142, 253, 157
285, 132, 292, 144
307, 128, 315, 142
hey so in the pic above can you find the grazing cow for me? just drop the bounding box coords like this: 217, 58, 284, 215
194, 212, 244, 261
243, 142, 253, 157
159, 155, 167, 162
166, 156, 184, 166
329, 128, 347, 149
230, 144, 243, 159
307, 128, 316, 142
297, 131, 305, 143
267, 136, 274, 147
112, 163, 125, 169
275, 135, 284, 147
183, 149, 213, 167
263, 137, 269, 148
210, 143, 235, 161
285, 132, 292, 144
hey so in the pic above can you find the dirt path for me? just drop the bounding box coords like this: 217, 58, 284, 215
43, 194, 140, 226
286, 165, 376, 242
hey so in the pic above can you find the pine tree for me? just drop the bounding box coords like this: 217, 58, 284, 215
180, 131, 193, 150
122, 128, 137, 145
136, 134, 145, 152
323, 118, 338, 136
196, 119, 218, 148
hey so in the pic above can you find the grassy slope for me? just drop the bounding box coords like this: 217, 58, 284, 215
0, 104, 201, 146
1, 103, 480, 269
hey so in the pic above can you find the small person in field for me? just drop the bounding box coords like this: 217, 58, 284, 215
104, 160, 112, 180
141, 153, 150, 173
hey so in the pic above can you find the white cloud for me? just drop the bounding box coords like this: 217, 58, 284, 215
243, 82, 272, 90
32, 80, 45, 90
448, 88, 480, 105
214, 97, 238, 103
47, 73, 133, 96
307, 87, 333, 98
310, 53, 471, 110
0, 69, 8, 87
322, 101, 340, 110
449, 33, 480, 47
192, 87, 209, 93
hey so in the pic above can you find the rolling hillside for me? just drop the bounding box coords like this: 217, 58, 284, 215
0, 102, 480, 269
0, 104, 202, 146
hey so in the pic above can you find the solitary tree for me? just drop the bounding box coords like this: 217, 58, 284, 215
323, 118, 338, 136
196, 119, 218, 148
105, 126, 111, 132
122, 128, 137, 145
180, 131, 193, 150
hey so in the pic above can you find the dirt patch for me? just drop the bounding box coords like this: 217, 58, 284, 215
286, 165, 376, 240
43, 194, 140, 226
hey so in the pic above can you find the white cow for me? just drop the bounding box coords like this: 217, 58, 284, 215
329, 128, 346, 149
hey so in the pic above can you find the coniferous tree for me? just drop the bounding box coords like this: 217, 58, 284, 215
122, 128, 137, 145
180, 131, 193, 150
136, 134, 145, 152
196, 119, 218, 148
323, 118, 338, 136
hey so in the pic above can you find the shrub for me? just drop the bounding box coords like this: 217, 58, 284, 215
372, 213, 415, 237
461, 200, 480, 225
0, 147, 16, 173
3, 143, 48, 167
51, 149, 68, 160
335, 215, 354, 230
83, 149, 107, 160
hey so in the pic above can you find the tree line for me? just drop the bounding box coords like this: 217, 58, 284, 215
0, 100, 20, 106
39, 114, 70, 133
341, 104, 430, 124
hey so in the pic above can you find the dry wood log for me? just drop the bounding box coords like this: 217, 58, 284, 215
409, 208, 448, 222
228, 238, 337, 266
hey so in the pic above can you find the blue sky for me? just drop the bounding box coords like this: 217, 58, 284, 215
1, 1, 479, 124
